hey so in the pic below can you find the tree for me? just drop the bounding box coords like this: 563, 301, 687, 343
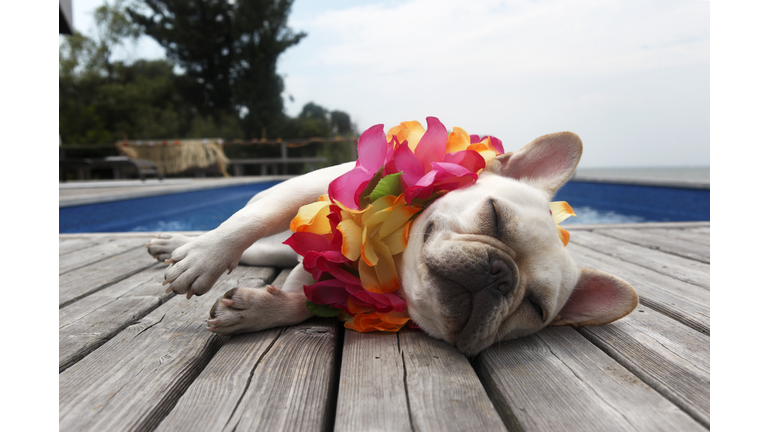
59, 0, 244, 144
127, 0, 306, 138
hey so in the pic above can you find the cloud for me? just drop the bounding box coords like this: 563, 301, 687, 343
281, 0, 709, 167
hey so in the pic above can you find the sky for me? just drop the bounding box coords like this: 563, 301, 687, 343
66, 0, 710, 168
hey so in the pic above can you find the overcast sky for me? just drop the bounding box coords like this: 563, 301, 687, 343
68, 0, 710, 168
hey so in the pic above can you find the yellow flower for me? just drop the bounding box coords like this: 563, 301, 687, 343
338, 194, 421, 294
387, 121, 425, 152
550, 201, 576, 246
289, 195, 332, 235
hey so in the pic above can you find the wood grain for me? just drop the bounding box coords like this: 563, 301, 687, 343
59, 246, 160, 308
335, 330, 410, 432
568, 243, 710, 335
475, 326, 706, 431
578, 307, 710, 427
643, 227, 710, 247
400, 328, 507, 432
59, 265, 277, 432
59, 237, 103, 256
595, 228, 709, 263
59, 266, 172, 372
218, 318, 341, 431
59, 237, 149, 275
569, 230, 709, 289
154, 329, 283, 431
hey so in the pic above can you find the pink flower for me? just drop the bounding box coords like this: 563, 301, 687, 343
328, 124, 394, 209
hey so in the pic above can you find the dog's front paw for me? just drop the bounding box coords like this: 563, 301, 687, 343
162, 232, 241, 299
146, 233, 193, 262
207, 286, 311, 334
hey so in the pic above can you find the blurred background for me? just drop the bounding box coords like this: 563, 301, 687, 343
59, 0, 709, 179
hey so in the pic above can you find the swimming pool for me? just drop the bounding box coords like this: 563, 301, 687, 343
59, 180, 709, 233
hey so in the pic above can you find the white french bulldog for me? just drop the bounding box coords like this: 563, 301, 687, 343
148, 131, 638, 355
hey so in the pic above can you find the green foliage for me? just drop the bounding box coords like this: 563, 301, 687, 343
127, 0, 306, 138
306, 301, 343, 318
369, 173, 404, 202
59, 0, 356, 158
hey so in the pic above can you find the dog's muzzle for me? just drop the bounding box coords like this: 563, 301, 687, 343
421, 238, 520, 341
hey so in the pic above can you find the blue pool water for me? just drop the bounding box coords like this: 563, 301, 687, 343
555, 182, 710, 225
59, 180, 709, 233
59, 182, 282, 233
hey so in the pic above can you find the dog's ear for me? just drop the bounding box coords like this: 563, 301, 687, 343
484, 132, 582, 198
549, 268, 638, 327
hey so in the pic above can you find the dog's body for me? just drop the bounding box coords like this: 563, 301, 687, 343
149, 132, 638, 355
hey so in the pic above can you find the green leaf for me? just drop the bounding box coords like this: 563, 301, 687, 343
369, 172, 404, 202
358, 166, 385, 208
306, 300, 343, 318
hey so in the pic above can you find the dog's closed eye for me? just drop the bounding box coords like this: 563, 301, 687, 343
526, 296, 547, 322
482, 198, 502, 237
423, 221, 435, 243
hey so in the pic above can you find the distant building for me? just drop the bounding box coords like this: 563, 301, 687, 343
60, 0, 73, 35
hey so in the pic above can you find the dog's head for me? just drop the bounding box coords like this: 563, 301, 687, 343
399, 132, 638, 355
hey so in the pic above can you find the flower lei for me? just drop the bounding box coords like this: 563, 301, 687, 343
284, 117, 575, 333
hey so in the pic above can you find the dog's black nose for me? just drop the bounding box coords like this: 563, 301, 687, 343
489, 258, 514, 296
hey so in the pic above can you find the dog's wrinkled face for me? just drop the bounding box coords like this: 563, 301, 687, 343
401, 174, 578, 354
399, 132, 638, 355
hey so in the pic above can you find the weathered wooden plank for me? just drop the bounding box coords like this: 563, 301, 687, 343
578, 307, 710, 427
59, 237, 103, 256
204, 318, 340, 431
569, 230, 709, 289
59, 237, 149, 274
336, 328, 506, 432
155, 266, 341, 432
59, 266, 172, 372
154, 329, 283, 431
596, 228, 709, 263
400, 328, 507, 431
59, 246, 160, 308
59, 266, 278, 432
335, 330, 410, 431
688, 226, 709, 235
475, 326, 706, 431
644, 227, 710, 247
568, 244, 709, 335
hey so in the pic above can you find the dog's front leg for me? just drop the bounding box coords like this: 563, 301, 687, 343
207, 263, 315, 334
162, 162, 354, 298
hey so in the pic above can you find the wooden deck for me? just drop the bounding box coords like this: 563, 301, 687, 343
59, 222, 709, 431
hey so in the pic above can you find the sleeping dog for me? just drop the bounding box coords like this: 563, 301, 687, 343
147, 131, 638, 355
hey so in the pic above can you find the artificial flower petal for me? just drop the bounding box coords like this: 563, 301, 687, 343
289, 200, 332, 234
372, 244, 399, 294
379, 203, 421, 237
443, 150, 486, 173
381, 221, 411, 256
445, 126, 471, 153
414, 117, 449, 173
337, 219, 363, 261
361, 225, 379, 266
387, 121, 425, 152
304, 279, 351, 305
392, 140, 426, 187
557, 225, 571, 247
550, 201, 576, 224
357, 124, 389, 170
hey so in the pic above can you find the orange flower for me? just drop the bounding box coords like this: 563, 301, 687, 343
550, 201, 577, 246
387, 120, 425, 152
290, 195, 332, 235
344, 308, 411, 332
